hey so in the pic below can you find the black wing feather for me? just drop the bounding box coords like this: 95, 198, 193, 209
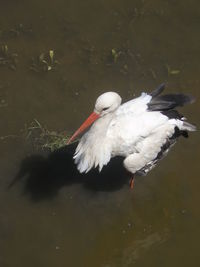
150, 83, 165, 98
161, 110, 183, 120
148, 93, 195, 111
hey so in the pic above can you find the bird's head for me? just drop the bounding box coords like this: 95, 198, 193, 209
94, 91, 122, 116
67, 91, 121, 144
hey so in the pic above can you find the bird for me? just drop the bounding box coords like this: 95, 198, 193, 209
67, 84, 196, 188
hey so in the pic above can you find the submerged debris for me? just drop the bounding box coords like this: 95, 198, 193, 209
0, 23, 33, 39
0, 84, 8, 108
0, 98, 7, 108
0, 44, 18, 70
30, 50, 59, 73
25, 119, 70, 151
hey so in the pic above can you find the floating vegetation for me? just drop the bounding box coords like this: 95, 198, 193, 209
111, 48, 122, 63
25, 119, 71, 151
30, 50, 59, 73
0, 44, 18, 70
105, 47, 134, 75
0, 119, 73, 150
166, 64, 180, 76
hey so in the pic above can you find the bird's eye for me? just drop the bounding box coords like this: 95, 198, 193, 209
102, 107, 109, 111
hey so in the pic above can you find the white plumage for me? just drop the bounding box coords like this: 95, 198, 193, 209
69, 84, 196, 178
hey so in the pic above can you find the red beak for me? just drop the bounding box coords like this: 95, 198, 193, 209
67, 112, 100, 145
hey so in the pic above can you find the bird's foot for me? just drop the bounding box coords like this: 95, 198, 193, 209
129, 176, 135, 189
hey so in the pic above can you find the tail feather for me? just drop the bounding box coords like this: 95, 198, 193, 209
182, 121, 196, 132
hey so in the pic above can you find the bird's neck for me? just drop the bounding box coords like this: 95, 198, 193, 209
74, 113, 114, 173
92, 112, 114, 135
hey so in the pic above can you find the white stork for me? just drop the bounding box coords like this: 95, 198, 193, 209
67, 84, 196, 188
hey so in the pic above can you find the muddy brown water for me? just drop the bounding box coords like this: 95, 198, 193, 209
0, 0, 200, 266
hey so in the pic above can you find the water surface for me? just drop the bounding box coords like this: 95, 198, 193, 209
0, 0, 199, 266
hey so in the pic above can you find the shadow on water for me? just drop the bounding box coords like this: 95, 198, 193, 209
9, 143, 129, 201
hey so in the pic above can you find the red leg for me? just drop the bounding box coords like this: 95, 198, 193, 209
129, 176, 135, 189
